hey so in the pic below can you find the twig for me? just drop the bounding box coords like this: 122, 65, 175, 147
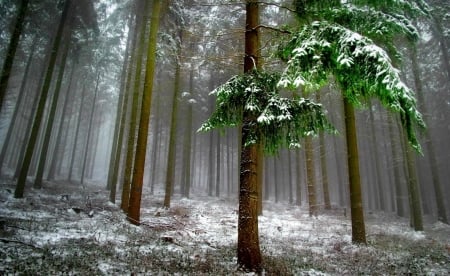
250, 25, 292, 34
0, 238, 41, 249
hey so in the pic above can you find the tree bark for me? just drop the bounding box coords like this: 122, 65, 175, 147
121, 0, 150, 212
343, 97, 366, 244
15, 0, 71, 198
305, 136, 317, 216
237, 0, 261, 272
127, 0, 162, 225
164, 50, 181, 208
0, 0, 29, 112
109, 10, 139, 204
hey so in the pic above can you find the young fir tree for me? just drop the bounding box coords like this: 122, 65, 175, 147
200, 2, 334, 272
278, 0, 428, 241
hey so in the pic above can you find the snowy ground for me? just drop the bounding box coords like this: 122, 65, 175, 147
1, 179, 449, 275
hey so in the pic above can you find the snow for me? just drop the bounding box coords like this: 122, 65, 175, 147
1, 180, 449, 274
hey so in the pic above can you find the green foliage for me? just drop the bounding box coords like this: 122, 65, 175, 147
278, 21, 425, 152
199, 70, 335, 154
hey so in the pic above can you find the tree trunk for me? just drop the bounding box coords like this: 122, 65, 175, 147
305, 136, 317, 216
0, 35, 36, 173
369, 104, 384, 210
15, 0, 71, 198
47, 54, 78, 181
295, 149, 302, 206
127, 0, 162, 225
121, 0, 150, 212
404, 134, 424, 231
410, 45, 448, 224
319, 132, 331, 210
237, 0, 261, 272
107, 11, 133, 194
109, 11, 138, 203
68, 85, 87, 182
80, 72, 100, 187
163, 49, 181, 208
0, 0, 29, 112
215, 134, 221, 197
343, 97, 366, 244
387, 114, 406, 217
34, 36, 71, 188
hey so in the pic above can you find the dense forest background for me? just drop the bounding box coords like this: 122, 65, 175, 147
0, 0, 449, 274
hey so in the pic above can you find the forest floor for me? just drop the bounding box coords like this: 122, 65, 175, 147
0, 179, 449, 275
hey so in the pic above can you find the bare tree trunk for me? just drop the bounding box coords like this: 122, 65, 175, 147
295, 149, 302, 206
68, 85, 87, 182
80, 72, 100, 187
47, 55, 77, 181
163, 51, 181, 208
305, 136, 317, 216
237, 0, 261, 271
387, 114, 406, 217
35, 36, 72, 188
410, 45, 448, 224
107, 11, 133, 195
343, 97, 366, 244
127, 0, 162, 225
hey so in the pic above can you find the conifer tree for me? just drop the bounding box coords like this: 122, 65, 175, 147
278, 0, 427, 241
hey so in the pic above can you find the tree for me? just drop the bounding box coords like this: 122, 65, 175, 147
121, 0, 151, 212
278, 0, 427, 242
15, 0, 72, 198
0, 0, 29, 113
127, 0, 162, 225
200, 9, 333, 274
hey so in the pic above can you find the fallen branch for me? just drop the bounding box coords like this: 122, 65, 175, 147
0, 238, 41, 249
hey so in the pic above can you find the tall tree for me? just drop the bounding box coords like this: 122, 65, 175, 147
127, 0, 162, 225
80, 72, 101, 187
34, 35, 72, 189
237, 1, 261, 271
121, 0, 150, 212
0, 35, 37, 173
279, 0, 427, 242
0, 0, 29, 113
200, 8, 333, 273
15, 0, 72, 198
410, 44, 448, 224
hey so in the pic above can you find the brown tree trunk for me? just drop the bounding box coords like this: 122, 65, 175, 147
127, 0, 162, 225
237, 0, 261, 272
122, 0, 150, 212
305, 136, 317, 216
343, 97, 366, 244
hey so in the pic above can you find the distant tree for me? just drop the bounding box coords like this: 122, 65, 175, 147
0, 0, 29, 113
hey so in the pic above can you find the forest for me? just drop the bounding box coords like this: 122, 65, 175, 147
0, 0, 449, 274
